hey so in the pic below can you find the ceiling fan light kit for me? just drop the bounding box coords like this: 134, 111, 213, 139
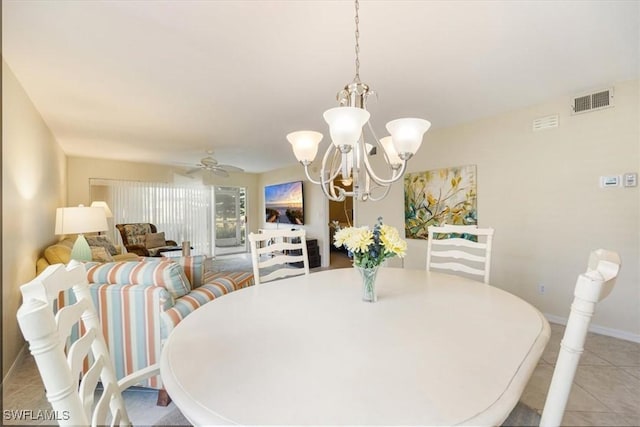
187, 152, 244, 178
288, 0, 430, 202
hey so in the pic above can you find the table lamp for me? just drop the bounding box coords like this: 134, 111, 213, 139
90, 201, 113, 237
55, 205, 108, 261
90, 201, 113, 218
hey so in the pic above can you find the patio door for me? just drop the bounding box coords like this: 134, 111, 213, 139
214, 186, 246, 253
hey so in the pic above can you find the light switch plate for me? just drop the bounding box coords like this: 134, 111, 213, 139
624, 173, 638, 187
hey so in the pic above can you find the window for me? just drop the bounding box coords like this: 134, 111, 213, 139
91, 179, 247, 256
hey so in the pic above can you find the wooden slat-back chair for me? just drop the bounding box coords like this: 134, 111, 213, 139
539, 249, 621, 426
248, 229, 310, 285
16, 261, 160, 426
426, 224, 495, 284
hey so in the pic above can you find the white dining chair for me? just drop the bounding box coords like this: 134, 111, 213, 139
426, 224, 495, 284
248, 229, 310, 285
538, 249, 621, 427
16, 261, 160, 426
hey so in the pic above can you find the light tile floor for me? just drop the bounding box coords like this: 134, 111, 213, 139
519, 323, 640, 426
3, 322, 638, 426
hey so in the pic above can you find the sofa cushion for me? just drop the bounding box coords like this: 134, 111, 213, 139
204, 271, 255, 289
44, 244, 72, 265
145, 232, 166, 249
86, 235, 119, 256
141, 255, 205, 288
175, 255, 205, 288
86, 260, 191, 299
91, 247, 114, 262
161, 277, 242, 332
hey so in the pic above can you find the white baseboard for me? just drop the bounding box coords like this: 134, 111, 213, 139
1, 344, 28, 385
544, 313, 640, 343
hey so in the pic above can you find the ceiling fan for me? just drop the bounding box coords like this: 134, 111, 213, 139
186, 151, 244, 178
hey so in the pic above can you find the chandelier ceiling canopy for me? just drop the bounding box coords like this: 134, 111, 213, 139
287, 0, 431, 202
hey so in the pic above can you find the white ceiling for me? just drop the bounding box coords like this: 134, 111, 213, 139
3, 1, 638, 173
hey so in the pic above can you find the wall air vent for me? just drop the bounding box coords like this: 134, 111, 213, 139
571, 88, 614, 115
532, 114, 559, 131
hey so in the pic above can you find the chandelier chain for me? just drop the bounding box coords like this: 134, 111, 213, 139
354, 0, 360, 82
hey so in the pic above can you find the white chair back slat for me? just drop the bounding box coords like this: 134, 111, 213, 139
67, 328, 96, 381
258, 254, 307, 269
260, 268, 308, 283
426, 225, 495, 284
17, 261, 160, 427
92, 382, 117, 426
256, 241, 304, 255
249, 229, 310, 285
55, 300, 91, 343
79, 355, 104, 419
428, 261, 486, 277
431, 237, 488, 250
539, 249, 621, 427
429, 249, 487, 263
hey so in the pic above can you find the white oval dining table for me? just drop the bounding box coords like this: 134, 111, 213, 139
160, 268, 550, 426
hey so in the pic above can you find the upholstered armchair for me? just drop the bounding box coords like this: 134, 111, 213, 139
115, 223, 180, 257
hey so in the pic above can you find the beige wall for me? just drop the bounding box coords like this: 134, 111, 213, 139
257, 165, 330, 267
67, 156, 260, 247
2, 61, 67, 379
357, 79, 639, 339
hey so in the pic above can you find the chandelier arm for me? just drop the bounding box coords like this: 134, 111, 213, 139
361, 143, 408, 185
361, 121, 408, 185
322, 178, 347, 202
366, 184, 392, 202
319, 146, 349, 201
300, 145, 344, 188
325, 145, 346, 184
302, 163, 323, 185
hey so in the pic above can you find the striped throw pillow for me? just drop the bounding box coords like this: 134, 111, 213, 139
86, 260, 191, 299
138, 256, 205, 288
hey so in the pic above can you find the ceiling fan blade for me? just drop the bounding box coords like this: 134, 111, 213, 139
210, 168, 230, 178
186, 167, 202, 175
217, 164, 244, 172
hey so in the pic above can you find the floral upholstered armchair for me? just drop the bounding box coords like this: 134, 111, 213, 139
116, 223, 181, 257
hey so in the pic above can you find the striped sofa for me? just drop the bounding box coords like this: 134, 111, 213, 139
57, 256, 253, 390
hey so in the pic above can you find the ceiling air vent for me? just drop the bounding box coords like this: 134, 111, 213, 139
571, 88, 614, 115
532, 114, 559, 131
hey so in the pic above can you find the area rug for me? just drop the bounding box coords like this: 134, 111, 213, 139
209, 253, 253, 273
153, 408, 191, 426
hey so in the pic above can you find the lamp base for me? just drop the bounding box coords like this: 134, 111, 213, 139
70, 234, 92, 261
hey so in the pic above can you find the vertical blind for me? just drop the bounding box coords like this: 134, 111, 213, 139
105, 180, 213, 255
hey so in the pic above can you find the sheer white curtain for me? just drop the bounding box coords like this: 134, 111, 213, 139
103, 180, 213, 255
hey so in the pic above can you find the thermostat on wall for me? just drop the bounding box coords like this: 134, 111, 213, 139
600, 175, 621, 188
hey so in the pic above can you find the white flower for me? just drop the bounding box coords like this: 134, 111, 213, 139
333, 218, 407, 268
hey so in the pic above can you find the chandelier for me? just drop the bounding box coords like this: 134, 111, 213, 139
287, 0, 431, 202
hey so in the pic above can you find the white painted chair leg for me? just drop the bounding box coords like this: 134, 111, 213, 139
539, 250, 621, 427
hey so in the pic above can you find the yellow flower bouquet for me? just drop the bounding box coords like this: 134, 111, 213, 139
333, 217, 407, 268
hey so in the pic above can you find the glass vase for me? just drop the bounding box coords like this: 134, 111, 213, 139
356, 265, 379, 303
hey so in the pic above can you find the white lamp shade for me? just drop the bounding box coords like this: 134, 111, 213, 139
90, 201, 113, 218
379, 136, 402, 165
323, 107, 370, 147
55, 206, 108, 235
287, 131, 323, 162
385, 118, 431, 155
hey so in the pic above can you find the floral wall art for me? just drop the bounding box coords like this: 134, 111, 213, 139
404, 165, 477, 239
